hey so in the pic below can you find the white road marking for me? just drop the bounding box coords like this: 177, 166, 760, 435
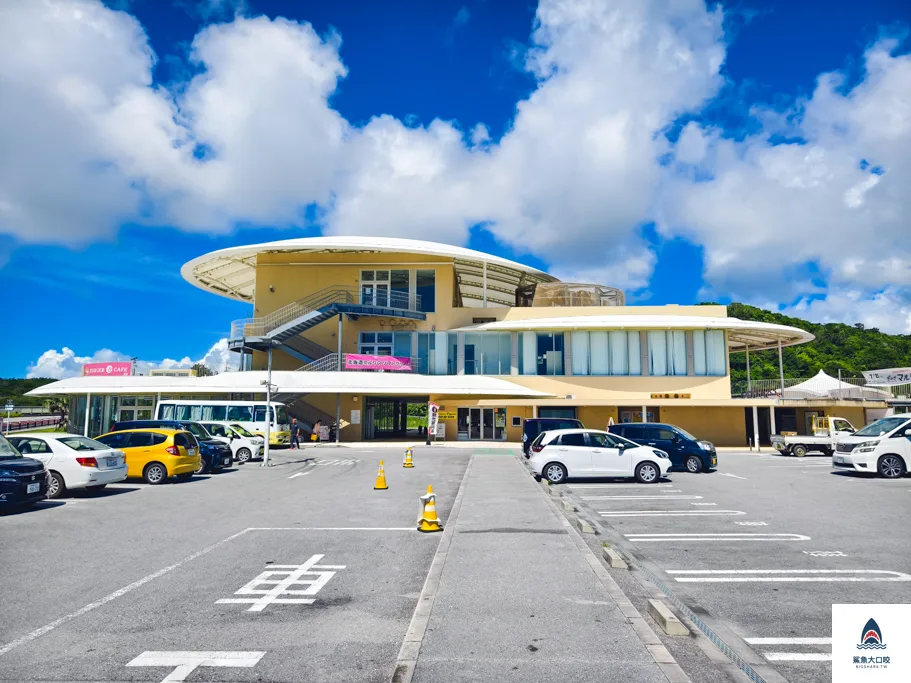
764, 653, 831, 661
660, 489, 682, 493
745, 638, 831, 645
691, 502, 717, 506
312, 458, 359, 466
217, 555, 344, 611
581, 495, 703, 500
625, 533, 810, 542
718, 472, 747, 480
248, 527, 414, 531
127, 651, 265, 682
599, 510, 746, 517
803, 550, 846, 557
287, 472, 311, 479
736, 521, 768, 526
568, 483, 674, 489
0, 528, 251, 658
668, 569, 911, 582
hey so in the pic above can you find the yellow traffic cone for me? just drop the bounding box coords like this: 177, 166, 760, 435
417, 484, 442, 533
403, 447, 414, 468
374, 460, 388, 490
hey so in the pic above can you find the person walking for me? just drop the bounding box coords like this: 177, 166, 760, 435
289, 418, 300, 450
312, 419, 322, 443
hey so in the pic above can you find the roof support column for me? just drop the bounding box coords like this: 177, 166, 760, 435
84, 393, 91, 437
263, 345, 273, 467
769, 406, 776, 437
336, 313, 342, 444
778, 338, 785, 397
746, 346, 751, 394
752, 405, 760, 452
482, 262, 487, 308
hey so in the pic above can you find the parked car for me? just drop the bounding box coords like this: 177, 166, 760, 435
528, 428, 670, 484
8, 433, 128, 499
199, 422, 263, 463
94, 429, 201, 484
608, 422, 717, 473
522, 417, 584, 456
833, 415, 911, 479
225, 423, 265, 445
110, 419, 232, 473
0, 433, 48, 509
770, 416, 857, 457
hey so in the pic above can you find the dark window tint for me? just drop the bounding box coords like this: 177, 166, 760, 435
620, 425, 646, 440
174, 433, 190, 448
655, 428, 678, 441
254, 406, 268, 422
126, 432, 155, 448
530, 432, 548, 449
151, 433, 166, 445
96, 432, 130, 448
558, 432, 587, 447
589, 432, 620, 448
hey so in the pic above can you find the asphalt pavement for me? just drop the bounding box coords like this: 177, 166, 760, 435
561, 450, 911, 683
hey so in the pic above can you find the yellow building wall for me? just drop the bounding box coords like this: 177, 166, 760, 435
577, 406, 619, 431
658, 406, 747, 446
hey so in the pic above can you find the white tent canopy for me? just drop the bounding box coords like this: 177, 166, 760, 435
782, 370, 891, 400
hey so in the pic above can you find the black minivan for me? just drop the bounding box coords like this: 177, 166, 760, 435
608, 422, 717, 472
522, 418, 584, 456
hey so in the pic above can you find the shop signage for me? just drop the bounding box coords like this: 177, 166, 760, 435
427, 402, 440, 436
650, 393, 691, 399
344, 354, 412, 372
437, 411, 457, 420
862, 367, 911, 386
82, 361, 133, 377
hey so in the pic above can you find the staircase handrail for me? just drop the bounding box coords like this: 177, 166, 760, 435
298, 353, 423, 373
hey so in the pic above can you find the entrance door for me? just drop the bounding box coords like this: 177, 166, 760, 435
361, 270, 390, 307
469, 408, 482, 439
482, 408, 495, 440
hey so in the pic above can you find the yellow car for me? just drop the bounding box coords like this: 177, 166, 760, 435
94, 429, 201, 484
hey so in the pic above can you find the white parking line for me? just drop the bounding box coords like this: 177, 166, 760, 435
599, 510, 746, 517
287, 472, 311, 479
625, 533, 810, 542
691, 502, 717, 506
765, 653, 831, 661
568, 483, 674, 489
668, 569, 911, 582
127, 651, 265, 682
745, 638, 831, 645
718, 473, 747, 480
581, 495, 703, 500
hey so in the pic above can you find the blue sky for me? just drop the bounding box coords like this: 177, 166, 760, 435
1, 0, 910, 378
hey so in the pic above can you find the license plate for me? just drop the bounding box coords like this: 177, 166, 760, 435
834, 456, 843, 463
223, 457, 232, 466
188, 448, 196, 456
27, 482, 40, 494
106, 458, 117, 467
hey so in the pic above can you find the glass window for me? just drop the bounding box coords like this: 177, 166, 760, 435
121, 396, 137, 407
159, 403, 174, 420
667, 331, 687, 376
648, 331, 668, 376
377, 332, 393, 344
361, 270, 375, 282
0, 435, 23, 458
228, 405, 254, 422
126, 432, 155, 448
393, 332, 412, 358
571, 331, 590, 375
559, 432, 587, 447
254, 406, 268, 422
621, 425, 646, 440
206, 424, 227, 437
200, 405, 226, 421
276, 406, 289, 424
173, 405, 192, 420
96, 432, 130, 449
137, 396, 154, 407
655, 428, 678, 440
536, 333, 564, 375
174, 433, 190, 448
58, 436, 108, 451
151, 433, 167, 445
14, 438, 51, 454
416, 269, 435, 313
360, 332, 376, 344
590, 331, 609, 375
449, 333, 459, 374
628, 332, 641, 375
693, 330, 726, 376
375, 270, 389, 281
588, 432, 615, 448
417, 332, 435, 375
390, 269, 410, 309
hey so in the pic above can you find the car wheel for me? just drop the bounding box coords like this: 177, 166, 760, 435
143, 462, 168, 485
235, 447, 252, 464
635, 461, 660, 484
877, 454, 906, 479
46, 471, 66, 499
543, 462, 567, 484
195, 457, 210, 475
792, 445, 808, 458
685, 455, 703, 473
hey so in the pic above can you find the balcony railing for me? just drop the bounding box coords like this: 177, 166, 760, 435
731, 377, 907, 401
230, 286, 422, 341
298, 353, 425, 373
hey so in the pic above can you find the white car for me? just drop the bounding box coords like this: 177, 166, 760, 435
833, 415, 911, 478
8, 433, 128, 498
528, 428, 671, 484
199, 422, 263, 463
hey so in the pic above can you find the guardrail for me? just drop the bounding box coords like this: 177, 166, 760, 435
299, 353, 425, 373
2, 416, 62, 434
731, 377, 907, 400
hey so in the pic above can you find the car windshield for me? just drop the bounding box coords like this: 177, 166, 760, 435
854, 416, 911, 437
184, 423, 211, 439
0, 435, 23, 458
231, 424, 256, 437
58, 436, 109, 451
276, 406, 289, 424
674, 427, 698, 441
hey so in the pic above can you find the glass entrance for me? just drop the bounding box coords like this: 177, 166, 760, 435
361, 270, 390, 307
457, 407, 507, 440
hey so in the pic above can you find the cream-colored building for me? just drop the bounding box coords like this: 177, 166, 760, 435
30, 237, 889, 444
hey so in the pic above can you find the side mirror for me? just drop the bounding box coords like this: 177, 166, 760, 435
904, 428, 911, 436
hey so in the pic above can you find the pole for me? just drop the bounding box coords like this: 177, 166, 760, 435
838, 368, 842, 400
777, 339, 785, 398
84, 393, 91, 437
482, 262, 488, 307
752, 405, 760, 453
336, 314, 342, 444
745, 346, 751, 394
263, 345, 273, 467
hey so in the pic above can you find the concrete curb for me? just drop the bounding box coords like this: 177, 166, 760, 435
602, 546, 628, 569
576, 518, 595, 534
648, 599, 689, 636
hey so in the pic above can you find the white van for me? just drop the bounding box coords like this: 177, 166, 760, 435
833, 416, 911, 478
199, 422, 263, 464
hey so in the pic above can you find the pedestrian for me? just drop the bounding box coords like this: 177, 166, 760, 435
312, 419, 322, 443
290, 418, 300, 449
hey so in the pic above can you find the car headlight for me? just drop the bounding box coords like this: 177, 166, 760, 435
698, 441, 713, 451
652, 449, 669, 459
856, 441, 879, 452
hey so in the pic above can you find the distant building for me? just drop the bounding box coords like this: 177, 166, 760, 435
148, 369, 198, 377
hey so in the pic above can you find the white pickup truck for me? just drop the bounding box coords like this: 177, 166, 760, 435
770, 416, 858, 457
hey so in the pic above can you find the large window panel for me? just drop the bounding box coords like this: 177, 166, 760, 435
416, 270, 435, 313
391, 270, 410, 309
571, 331, 590, 376
609, 331, 628, 375
693, 330, 707, 376
520, 331, 537, 375
648, 331, 668, 376
667, 330, 687, 376
628, 332, 642, 375
393, 332, 412, 358
537, 333, 564, 375
590, 331, 609, 375
706, 330, 726, 376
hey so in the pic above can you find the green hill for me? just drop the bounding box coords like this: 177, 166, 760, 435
0, 378, 58, 406
722, 302, 911, 383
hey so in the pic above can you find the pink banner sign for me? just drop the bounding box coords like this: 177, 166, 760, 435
82, 361, 133, 377
344, 354, 412, 372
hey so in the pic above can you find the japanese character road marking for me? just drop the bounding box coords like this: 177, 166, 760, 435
217, 555, 345, 611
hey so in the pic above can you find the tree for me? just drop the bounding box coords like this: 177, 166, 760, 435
192, 363, 215, 377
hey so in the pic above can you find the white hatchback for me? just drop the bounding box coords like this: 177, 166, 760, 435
8, 433, 128, 498
528, 429, 671, 484
199, 422, 263, 463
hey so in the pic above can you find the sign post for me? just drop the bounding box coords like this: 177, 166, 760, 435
426, 402, 439, 446
4, 402, 12, 435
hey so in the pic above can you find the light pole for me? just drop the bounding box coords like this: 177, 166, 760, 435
261, 342, 278, 467
4, 402, 13, 435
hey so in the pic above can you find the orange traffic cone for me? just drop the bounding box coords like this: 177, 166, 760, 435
417, 484, 442, 533
374, 460, 388, 490
403, 447, 414, 468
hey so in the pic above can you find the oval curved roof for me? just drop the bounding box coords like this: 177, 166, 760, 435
181, 236, 557, 303
453, 315, 814, 351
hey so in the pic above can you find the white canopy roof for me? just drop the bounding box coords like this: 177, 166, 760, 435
26, 372, 553, 398
453, 315, 814, 351
782, 370, 891, 400
181, 236, 556, 305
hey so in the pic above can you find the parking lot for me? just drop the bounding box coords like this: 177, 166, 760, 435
2, 444, 909, 683
561, 450, 911, 683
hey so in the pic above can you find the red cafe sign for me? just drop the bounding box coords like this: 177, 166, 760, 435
82, 362, 134, 377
